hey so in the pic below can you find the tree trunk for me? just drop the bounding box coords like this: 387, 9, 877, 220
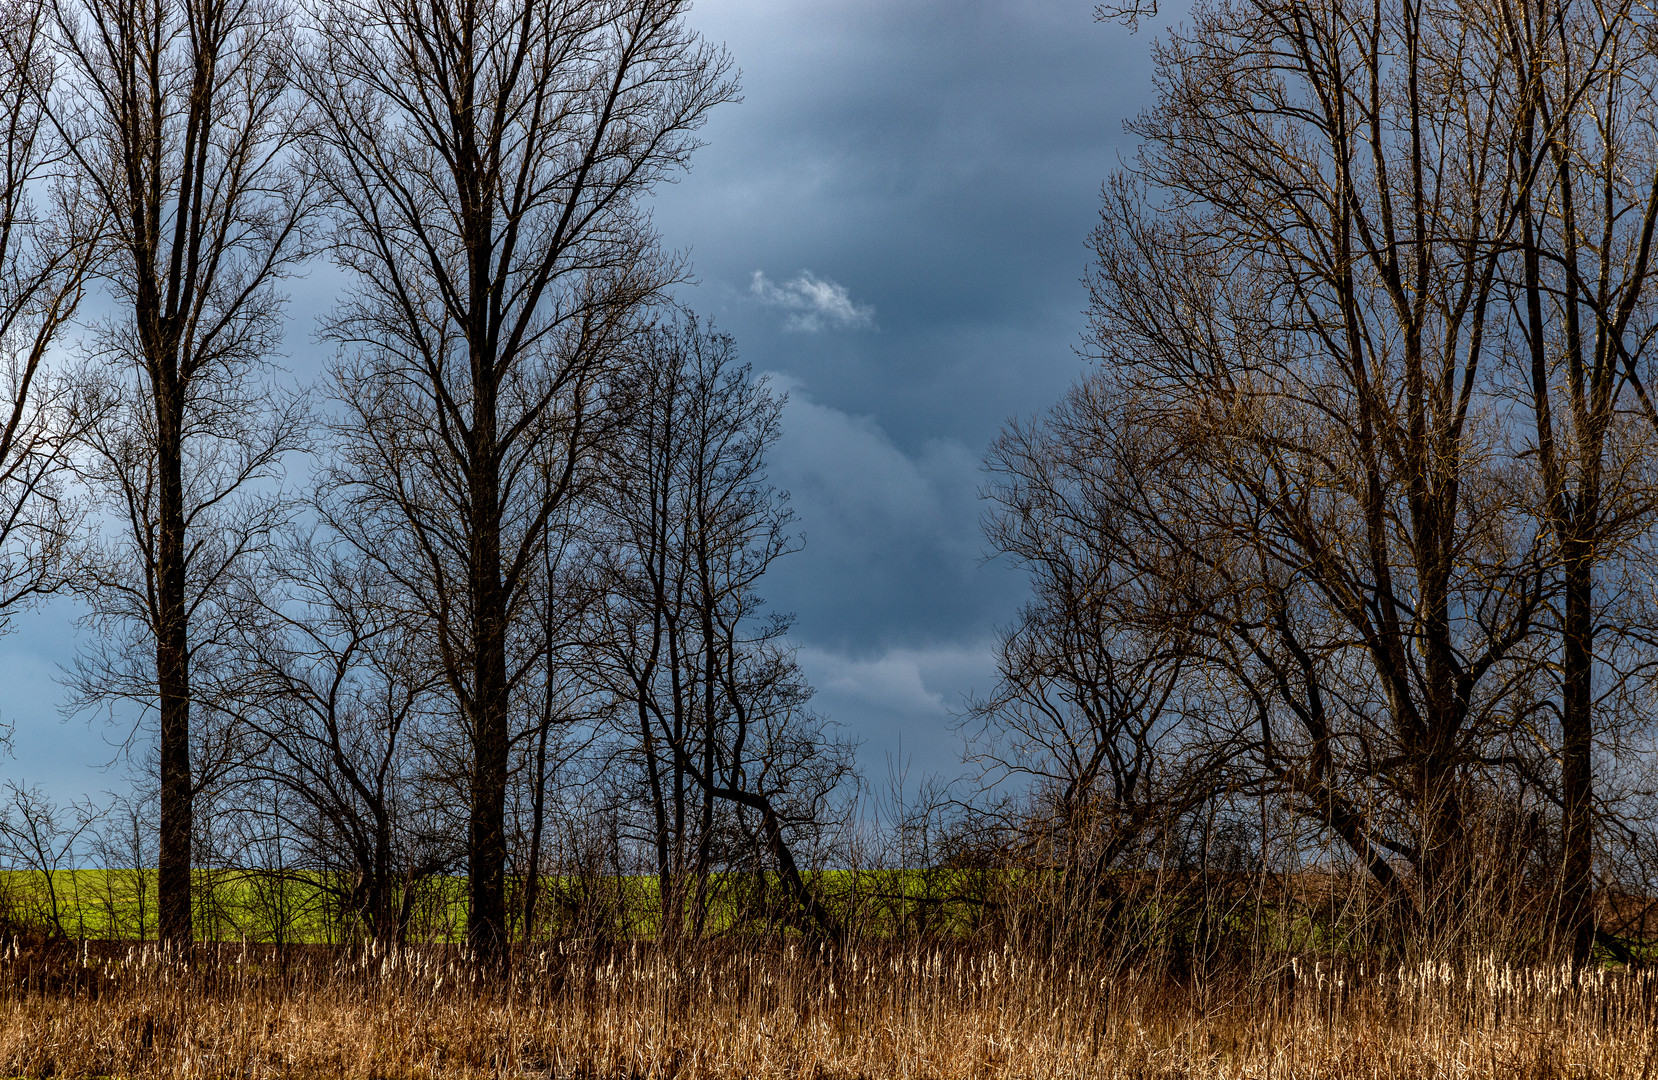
1561, 537, 1595, 965
467, 444, 509, 962
467, 618, 509, 961
522, 714, 551, 940
155, 374, 191, 947
640, 697, 673, 941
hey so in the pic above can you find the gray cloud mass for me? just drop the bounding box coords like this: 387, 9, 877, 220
650, 0, 1166, 779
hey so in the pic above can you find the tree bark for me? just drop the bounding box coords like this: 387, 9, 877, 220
467, 447, 509, 958
155, 385, 191, 945
1561, 539, 1595, 965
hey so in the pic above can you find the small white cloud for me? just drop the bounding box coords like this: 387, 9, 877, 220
750, 270, 875, 332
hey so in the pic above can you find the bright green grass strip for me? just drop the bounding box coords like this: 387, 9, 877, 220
2, 866, 1009, 943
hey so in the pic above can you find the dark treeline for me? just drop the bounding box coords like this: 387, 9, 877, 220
5, 0, 1658, 975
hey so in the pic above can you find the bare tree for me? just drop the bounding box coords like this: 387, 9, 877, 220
44, 0, 314, 944
508, 520, 597, 941
590, 316, 851, 943
0, 0, 99, 652
978, 401, 1221, 886
1493, 0, 1658, 963
300, 0, 735, 960
1081, 0, 1569, 940
0, 781, 100, 939
231, 533, 452, 945
88, 792, 157, 939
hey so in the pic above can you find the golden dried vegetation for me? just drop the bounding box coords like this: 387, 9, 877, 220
2, 941, 1655, 1079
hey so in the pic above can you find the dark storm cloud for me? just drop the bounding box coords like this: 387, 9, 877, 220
651, 0, 1168, 776
659, 0, 1158, 431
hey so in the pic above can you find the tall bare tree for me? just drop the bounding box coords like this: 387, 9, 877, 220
301, 0, 736, 960
590, 316, 850, 943
0, 0, 99, 652
1084, 0, 1559, 937
45, 0, 313, 944
508, 517, 595, 941
1495, 0, 1658, 963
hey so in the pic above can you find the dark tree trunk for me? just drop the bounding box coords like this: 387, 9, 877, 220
521, 712, 551, 940
467, 689, 509, 960
461, 175, 510, 956
155, 392, 192, 946
467, 485, 510, 961
1561, 537, 1595, 966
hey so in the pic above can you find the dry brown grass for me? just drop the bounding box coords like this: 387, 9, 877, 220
1, 941, 1654, 1078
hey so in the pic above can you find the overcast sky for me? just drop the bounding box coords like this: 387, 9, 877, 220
0, 0, 1167, 802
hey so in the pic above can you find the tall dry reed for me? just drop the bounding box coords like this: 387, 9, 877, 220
1, 939, 1654, 1078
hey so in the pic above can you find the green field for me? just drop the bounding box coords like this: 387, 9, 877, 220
0, 868, 458, 943
0, 865, 1008, 943
4, 864, 1383, 960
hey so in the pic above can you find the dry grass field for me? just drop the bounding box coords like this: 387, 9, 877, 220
2, 940, 1655, 1079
